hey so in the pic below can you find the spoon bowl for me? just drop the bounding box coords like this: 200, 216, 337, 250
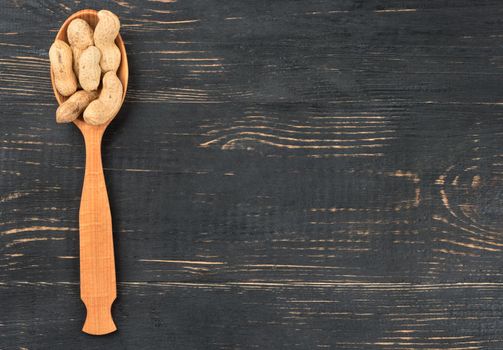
50, 9, 127, 336
51, 9, 128, 130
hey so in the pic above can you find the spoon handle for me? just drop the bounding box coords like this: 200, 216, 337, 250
79, 127, 117, 335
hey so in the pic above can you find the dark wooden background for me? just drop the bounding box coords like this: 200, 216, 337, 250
2, 0, 503, 349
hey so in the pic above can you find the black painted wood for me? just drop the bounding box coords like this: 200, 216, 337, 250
2, 0, 503, 348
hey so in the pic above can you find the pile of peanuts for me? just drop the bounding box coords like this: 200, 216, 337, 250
50, 10, 123, 125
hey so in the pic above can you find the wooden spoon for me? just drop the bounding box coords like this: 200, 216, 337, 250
50, 9, 128, 335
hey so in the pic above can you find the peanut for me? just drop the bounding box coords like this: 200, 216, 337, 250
49, 39, 78, 96
56, 90, 99, 123
94, 10, 121, 73
67, 19, 94, 76
83, 71, 123, 125
79, 46, 101, 91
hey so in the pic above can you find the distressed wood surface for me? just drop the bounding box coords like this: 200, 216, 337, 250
2, 0, 503, 349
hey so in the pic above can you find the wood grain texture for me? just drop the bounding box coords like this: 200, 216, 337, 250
2, 0, 503, 349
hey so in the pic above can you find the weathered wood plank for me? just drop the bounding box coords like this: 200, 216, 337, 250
2, 0, 503, 348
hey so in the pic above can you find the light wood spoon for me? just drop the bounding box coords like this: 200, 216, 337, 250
50, 9, 128, 335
